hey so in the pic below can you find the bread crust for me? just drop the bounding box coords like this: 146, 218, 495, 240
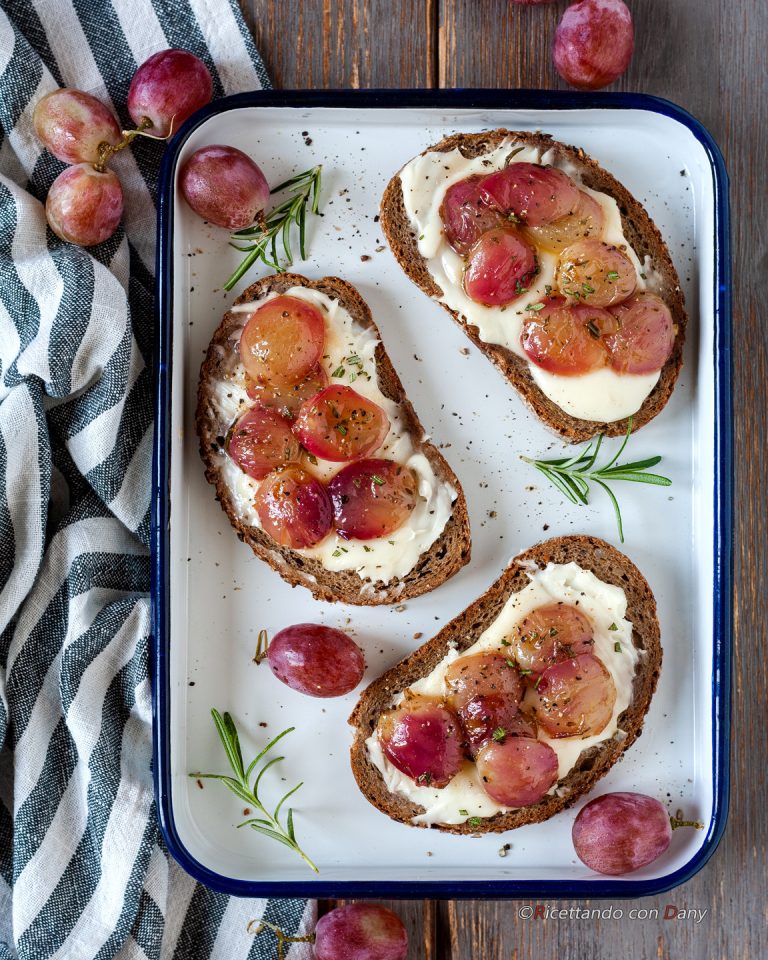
196, 273, 471, 605
348, 535, 662, 833
380, 130, 687, 443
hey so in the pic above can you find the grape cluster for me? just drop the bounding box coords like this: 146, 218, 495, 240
33, 49, 214, 246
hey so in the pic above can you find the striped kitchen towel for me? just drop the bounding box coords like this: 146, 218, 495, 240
0, 1, 314, 957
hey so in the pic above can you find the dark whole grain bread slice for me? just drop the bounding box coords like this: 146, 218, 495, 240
196, 273, 471, 606
348, 535, 661, 833
380, 130, 687, 443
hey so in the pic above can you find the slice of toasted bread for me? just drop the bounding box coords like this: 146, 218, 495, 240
380, 130, 687, 443
349, 535, 661, 832
196, 274, 471, 605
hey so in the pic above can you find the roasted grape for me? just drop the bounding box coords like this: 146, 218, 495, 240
455, 695, 527, 757
475, 738, 558, 807
521, 298, 617, 375
527, 653, 616, 738
524, 190, 604, 253
479, 163, 580, 226
239, 296, 325, 386
294, 386, 390, 462
445, 653, 523, 712
463, 227, 538, 306
378, 695, 463, 788
314, 904, 408, 960
33, 89, 121, 166
45, 164, 123, 247
439, 174, 502, 255
606, 293, 675, 374
180, 144, 269, 230
554, 0, 634, 91
267, 623, 364, 697
328, 459, 419, 540
512, 603, 595, 674
572, 792, 673, 875
246, 364, 328, 417
556, 238, 636, 307
226, 406, 300, 480
127, 48, 212, 137
253, 466, 333, 549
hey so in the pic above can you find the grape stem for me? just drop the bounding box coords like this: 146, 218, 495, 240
247, 919, 315, 960
252, 628, 269, 664
670, 811, 705, 830
520, 416, 672, 543
93, 114, 177, 172
189, 709, 318, 873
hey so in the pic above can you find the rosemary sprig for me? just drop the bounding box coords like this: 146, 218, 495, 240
190, 709, 318, 873
223, 165, 322, 291
520, 417, 672, 543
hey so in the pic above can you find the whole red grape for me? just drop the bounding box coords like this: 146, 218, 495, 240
180, 145, 270, 229
572, 792, 673, 875
314, 904, 408, 960
128, 48, 212, 137
267, 623, 365, 697
554, 0, 634, 90
45, 164, 123, 247
33, 89, 121, 166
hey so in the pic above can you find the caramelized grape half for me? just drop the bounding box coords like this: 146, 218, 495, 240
606, 293, 675, 374
521, 298, 617, 375
294, 386, 390, 462
524, 190, 604, 254
227, 406, 300, 480
512, 603, 595, 675
328, 459, 419, 540
246, 364, 328, 417
476, 739, 559, 807
556, 238, 636, 307
527, 653, 616, 738
463, 228, 538, 306
254, 466, 333, 549
378, 695, 463, 788
479, 163, 580, 226
439, 174, 502, 255
240, 296, 325, 386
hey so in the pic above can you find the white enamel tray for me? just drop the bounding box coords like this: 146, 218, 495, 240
152, 91, 731, 898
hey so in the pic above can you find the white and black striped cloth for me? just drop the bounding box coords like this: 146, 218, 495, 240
0, 2, 314, 956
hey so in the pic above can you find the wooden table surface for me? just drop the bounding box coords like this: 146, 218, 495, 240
242, 2, 766, 956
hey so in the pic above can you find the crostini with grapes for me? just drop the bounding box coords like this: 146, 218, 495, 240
349, 535, 661, 832
380, 130, 687, 442
196, 274, 471, 605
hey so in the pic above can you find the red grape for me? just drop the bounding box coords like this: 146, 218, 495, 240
246, 364, 328, 417
454, 695, 527, 757
180, 144, 269, 230
127, 48, 212, 137
554, 0, 634, 91
226, 406, 300, 481
239, 296, 325, 386
513, 603, 595, 674
293, 386, 390, 463
527, 653, 616, 738
479, 163, 580, 227
556, 238, 636, 307
475, 738, 558, 807
328, 459, 418, 540
253, 466, 333, 549
524, 190, 604, 253
267, 623, 364, 697
439, 174, 502, 255
314, 904, 408, 960
606, 293, 675, 374
378, 695, 463, 788
33, 89, 121, 166
572, 792, 673, 875
510, 0, 557, 4
463, 227, 538, 306
45, 164, 123, 247
521, 298, 617, 375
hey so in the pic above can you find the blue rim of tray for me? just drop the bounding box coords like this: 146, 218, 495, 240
152, 89, 732, 899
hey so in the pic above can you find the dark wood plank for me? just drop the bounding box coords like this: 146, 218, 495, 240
242, 0, 437, 88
